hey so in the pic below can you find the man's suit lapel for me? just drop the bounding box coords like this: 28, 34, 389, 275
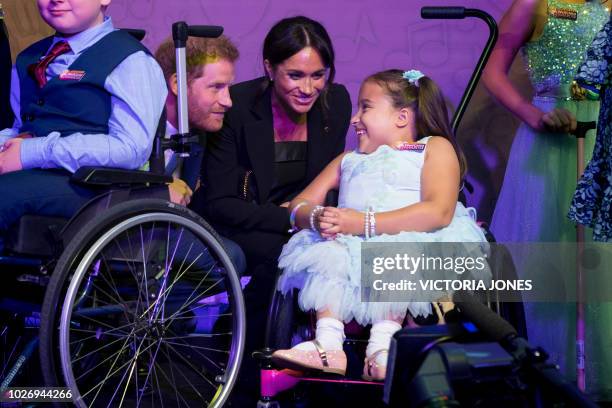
244, 88, 274, 203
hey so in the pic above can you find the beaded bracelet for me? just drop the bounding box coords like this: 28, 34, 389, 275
364, 210, 371, 240
288, 201, 309, 233
310, 206, 325, 232
369, 210, 376, 238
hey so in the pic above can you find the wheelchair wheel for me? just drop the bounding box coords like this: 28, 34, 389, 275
39, 199, 245, 407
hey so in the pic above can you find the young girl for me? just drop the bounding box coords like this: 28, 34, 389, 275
271, 69, 489, 381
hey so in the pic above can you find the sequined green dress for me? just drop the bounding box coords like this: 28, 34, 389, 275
489, 0, 610, 399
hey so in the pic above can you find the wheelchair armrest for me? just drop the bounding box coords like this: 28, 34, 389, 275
71, 166, 173, 187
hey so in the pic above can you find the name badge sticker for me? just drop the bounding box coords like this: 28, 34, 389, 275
59, 70, 86, 81
548, 6, 577, 21
395, 142, 426, 152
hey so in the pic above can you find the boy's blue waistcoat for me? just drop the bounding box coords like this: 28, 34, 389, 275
16, 30, 149, 137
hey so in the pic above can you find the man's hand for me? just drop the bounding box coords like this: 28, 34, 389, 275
0, 138, 24, 174
168, 178, 193, 206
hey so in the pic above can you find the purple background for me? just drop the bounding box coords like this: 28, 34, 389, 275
107, 0, 524, 221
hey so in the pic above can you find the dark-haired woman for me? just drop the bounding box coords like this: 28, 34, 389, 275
193, 16, 351, 400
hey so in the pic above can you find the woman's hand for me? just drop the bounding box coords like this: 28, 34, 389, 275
318, 207, 364, 238
538, 108, 577, 134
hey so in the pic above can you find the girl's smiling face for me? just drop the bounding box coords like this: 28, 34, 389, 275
352, 81, 413, 154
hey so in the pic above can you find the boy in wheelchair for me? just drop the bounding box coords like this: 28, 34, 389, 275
0, 0, 247, 271
0, 0, 167, 238
0, 3, 246, 404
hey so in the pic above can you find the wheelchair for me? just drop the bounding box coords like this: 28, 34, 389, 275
254, 8, 528, 407
255, 233, 528, 407
0, 23, 244, 408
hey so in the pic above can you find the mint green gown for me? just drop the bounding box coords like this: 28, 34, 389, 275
489, 0, 610, 399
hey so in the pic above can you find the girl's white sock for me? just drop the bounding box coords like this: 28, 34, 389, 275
366, 320, 402, 365
294, 317, 345, 351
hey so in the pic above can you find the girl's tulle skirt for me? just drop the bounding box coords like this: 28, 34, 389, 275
277, 203, 491, 325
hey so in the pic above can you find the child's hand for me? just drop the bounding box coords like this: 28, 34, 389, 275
319, 207, 364, 237
0, 138, 24, 174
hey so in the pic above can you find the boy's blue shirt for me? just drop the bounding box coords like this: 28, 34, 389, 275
0, 17, 167, 172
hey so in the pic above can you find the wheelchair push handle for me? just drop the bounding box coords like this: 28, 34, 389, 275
421, 6, 467, 19
172, 21, 224, 151
573, 121, 596, 139
172, 21, 223, 47
421, 7, 496, 21
420, 7, 498, 134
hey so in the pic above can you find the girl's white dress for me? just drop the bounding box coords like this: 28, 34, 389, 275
277, 138, 490, 325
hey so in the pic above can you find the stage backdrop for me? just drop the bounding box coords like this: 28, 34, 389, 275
4, 0, 534, 223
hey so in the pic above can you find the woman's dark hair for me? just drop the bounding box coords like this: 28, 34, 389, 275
261, 16, 336, 110
365, 69, 468, 178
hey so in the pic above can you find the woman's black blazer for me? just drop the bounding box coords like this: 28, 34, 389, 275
198, 77, 352, 235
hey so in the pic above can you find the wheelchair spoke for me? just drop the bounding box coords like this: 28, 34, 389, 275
101, 332, 149, 408
72, 334, 133, 364
163, 341, 219, 389
83, 278, 124, 309
165, 256, 222, 313
153, 358, 192, 407
113, 231, 140, 284
108, 239, 151, 325
148, 349, 165, 408
159, 226, 189, 322
160, 224, 176, 313
157, 247, 205, 308
163, 340, 229, 354
158, 341, 183, 407
72, 310, 131, 333
82, 335, 156, 405
70, 321, 135, 344
168, 303, 231, 322
162, 342, 212, 400
80, 266, 132, 312
162, 311, 232, 322
75, 326, 139, 382
162, 331, 225, 370
164, 276, 223, 323
98, 253, 129, 306
141, 251, 206, 322
139, 225, 153, 319
114, 336, 148, 408
162, 332, 231, 339
136, 337, 163, 406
